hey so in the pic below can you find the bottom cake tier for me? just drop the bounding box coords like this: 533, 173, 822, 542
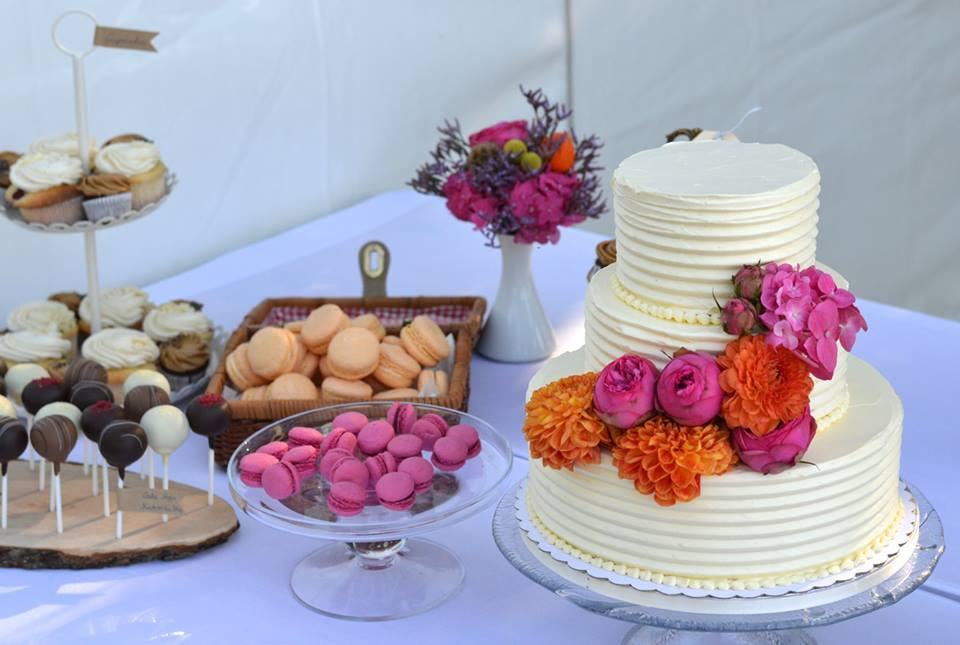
525, 351, 903, 590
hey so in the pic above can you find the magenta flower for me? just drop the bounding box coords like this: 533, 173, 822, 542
721, 298, 759, 336
655, 352, 723, 426
509, 172, 581, 244
768, 320, 800, 350
732, 407, 816, 474
802, 299, 840, 379
593, 355, 659, 429
468, 120, 528, 147
838, 304, 868, 352
442, 172, 501, 228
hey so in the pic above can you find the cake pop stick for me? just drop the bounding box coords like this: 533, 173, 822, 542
81, 401, 124, 498
99, 420, 148, 540
187, 394, 231, 506
31, 415, 78, 534
102, 460, 110, 517
142, 406, 189, 522
0, 417, 28, 530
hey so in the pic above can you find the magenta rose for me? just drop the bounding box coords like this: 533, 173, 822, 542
593, 355, 659, 429
468, 120, 529, 147
721, 298, 759, 336
733, 264, 764, 301
442, 172, 500, 228
732, 408, 817, 474
655, 352, 723, 426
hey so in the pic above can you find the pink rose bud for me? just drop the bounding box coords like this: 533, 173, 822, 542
733, 264, 764, 301
721, 298, 759, 336
655, 352, 723, 426
593, 355, 659, 429
732, 408, 817, 474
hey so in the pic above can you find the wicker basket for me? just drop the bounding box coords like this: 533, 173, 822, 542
205, 296, 486, 465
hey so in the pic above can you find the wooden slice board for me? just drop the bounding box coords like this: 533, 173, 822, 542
0, 460, 239, 569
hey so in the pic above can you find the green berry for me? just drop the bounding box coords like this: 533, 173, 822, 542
520, 151, 543, 171
502, 138, 527, 156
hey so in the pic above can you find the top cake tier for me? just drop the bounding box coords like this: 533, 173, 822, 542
612, 141, 821, 314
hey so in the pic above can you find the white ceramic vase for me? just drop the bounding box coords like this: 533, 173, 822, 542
476, 235, 556, 363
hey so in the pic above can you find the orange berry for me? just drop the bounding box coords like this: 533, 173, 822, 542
548, 133, 575, 173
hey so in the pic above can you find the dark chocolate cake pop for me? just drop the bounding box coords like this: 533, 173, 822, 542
186, 393, 231, 447
81, 401, 125, 443
63, 359, 108, 391
124, 385, 170, 423
0, 416, 28, 476
22, 378, 67, 416
99, 419, 148, 479
70, 380, 114, 411
30, 415, 78, 475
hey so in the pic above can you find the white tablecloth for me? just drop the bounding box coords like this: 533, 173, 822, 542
1, 191, 957, 643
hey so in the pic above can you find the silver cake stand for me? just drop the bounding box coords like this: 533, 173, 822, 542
492, 479, 944, 644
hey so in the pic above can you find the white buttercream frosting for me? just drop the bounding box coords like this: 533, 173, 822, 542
79, 286, 152, 328
94, 141, 161, 177
82, 328, 159, 369
612, 141, 820, 311
28, 133, 97, 159
9, 153, 83, 192
0, 330, 71, 362
143, 302, 211, 342
526, 350, 903, 587
6, 301, 77, 337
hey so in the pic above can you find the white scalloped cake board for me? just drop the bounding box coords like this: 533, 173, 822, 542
516, 480, 919, 613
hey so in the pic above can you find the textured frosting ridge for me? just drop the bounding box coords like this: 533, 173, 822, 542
79, 286, 152, 328
525, 352, 903, 588
7, 300, 77, 337
144, 302, 212, 342
9, 153, 83, 192
82, 328, 159, 368
95, 141, 161, 177
612, 142, 820, 312
0, 330, 71, 362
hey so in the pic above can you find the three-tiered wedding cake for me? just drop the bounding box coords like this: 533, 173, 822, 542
524, 141, 903, 590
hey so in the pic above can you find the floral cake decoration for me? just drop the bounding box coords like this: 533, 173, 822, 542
523, 262, 868, 506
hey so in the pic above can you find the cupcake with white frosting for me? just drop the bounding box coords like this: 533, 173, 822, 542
78, 286, 153, 335
28, 133, 97, 165
81, 328, 160, 385
4, 153, 84, 224
6, 300, 78, 342
94, 140, 166, 210
0, 329, 72, 371
144, 301, 213, 387
143, 301, 212, 343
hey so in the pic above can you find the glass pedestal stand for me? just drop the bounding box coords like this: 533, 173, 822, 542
228, 402, 513, 621
492, 480, 944, 644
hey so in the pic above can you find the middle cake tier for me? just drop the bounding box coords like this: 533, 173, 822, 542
584, 264, 850, 426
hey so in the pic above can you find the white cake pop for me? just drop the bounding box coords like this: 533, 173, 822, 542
123, 370, 171, 396
4, 364, 50, 405
35, 402, 83, 427
141, 405, 189, 522
0, 395, 15, 419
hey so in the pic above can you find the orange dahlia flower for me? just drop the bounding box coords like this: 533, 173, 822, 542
524, 373, 611, 470
612, 416, 737, 506
717, 335, 813, 436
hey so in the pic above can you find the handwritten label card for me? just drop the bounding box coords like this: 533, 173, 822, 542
94, 26, 158, 52
118, 488, 185, 516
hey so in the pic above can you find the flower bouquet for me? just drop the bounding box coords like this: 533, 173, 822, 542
410, 87, 606, 362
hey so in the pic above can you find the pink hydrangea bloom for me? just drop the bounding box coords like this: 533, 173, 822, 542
509, 172, 581, 244
442, 172, 501, 229
468, 120, 528, 147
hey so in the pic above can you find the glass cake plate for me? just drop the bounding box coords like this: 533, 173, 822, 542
493, 479, 943, 644
228, 402, 513, 621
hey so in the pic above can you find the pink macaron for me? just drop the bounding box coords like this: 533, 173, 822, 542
332, 411, 368, 434
262, 461, 302, 499
256, 441, 289, 460
357, 420, 395, 456
431, 436, 467, 472
288, 426, 325, 449
387, 434, 423, 460
319, 448, 355, 481
239, 453, 279, 487
281, 445, 318, 480
387, 402, 417, 434
446, 424, 481, 458
332, 458, 370, 489
375, 471, 416, 511
327, 481, 366, 516
320, 427, 358, 456
365, 451, 397, 485
410, 413, 448, 450
397, 456, 433, 494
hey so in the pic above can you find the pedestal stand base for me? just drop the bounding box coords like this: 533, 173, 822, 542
621, 625, 815, 645
290, 538, 464, 621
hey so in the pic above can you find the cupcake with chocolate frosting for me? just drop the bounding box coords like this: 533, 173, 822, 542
0, 152, 20, 190
48, 291, 83, 317
158, 333, 211, 389
78, 173, 132, 221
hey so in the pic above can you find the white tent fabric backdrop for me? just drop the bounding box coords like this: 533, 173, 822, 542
1, 0, 957, 320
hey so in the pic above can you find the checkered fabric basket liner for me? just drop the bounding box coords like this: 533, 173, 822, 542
263, 304, 474, 328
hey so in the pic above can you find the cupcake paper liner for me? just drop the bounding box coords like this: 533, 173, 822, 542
82, 191, 133, 222
131, 173, 166, 210
20, 195, 84, 225
160, 363, 209, 391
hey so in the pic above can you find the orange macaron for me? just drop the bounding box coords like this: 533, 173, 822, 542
321, 376, 374, 401
326, 327, 380, 380
374, 343, 421, 388
248, 326, 299, 380
400, 315, 450, 367
267, 372, 319, 400
226, 342, 267, 391
351, 314, 386, 341
302, 304, 350, 354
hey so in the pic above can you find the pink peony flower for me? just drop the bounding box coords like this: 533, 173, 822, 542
468, 120, 529, 147
442, 172, 501, 228
733, 264, 764, 301
655, 352, 723, 426
721, 298, 759, 336
732, 407, 816, 474
593, 355, 659, 429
